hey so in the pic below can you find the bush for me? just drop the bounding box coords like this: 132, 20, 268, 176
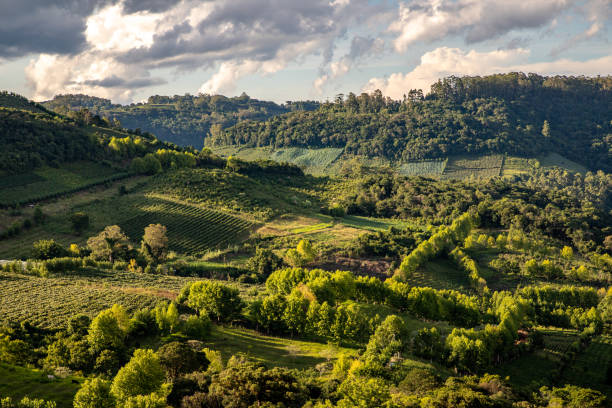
32, 239, 68, 260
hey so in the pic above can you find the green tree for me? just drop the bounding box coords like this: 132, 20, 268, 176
87, 308, 125, 353
87, 225, 131, 263
157, 341, 209, 381
186, 281, 243, 322
140, 224, 168, 264
73, 378, 115, 408
32, 239, 67, 260
110, 349, 165, 404
561, 246, 574, 260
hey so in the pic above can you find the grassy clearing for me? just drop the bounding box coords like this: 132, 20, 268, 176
539, 152, 588, 174
0, 162, 130, 206
0, 364, 82, 408
204, 325, 358, 370
339, 215, 415, 232
441, 155, 503, 180
403, 259, 470, 291
398, 159, 447, 177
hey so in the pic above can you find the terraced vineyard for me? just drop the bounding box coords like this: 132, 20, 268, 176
398, 159, 447, 177
0, 162, 131, 206
119, 196, 255, 255
441, 155, 503, 180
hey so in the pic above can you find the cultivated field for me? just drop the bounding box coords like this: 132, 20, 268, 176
441, 155, 504, 180
0, 162, 131, 206
398, 159, 447, 177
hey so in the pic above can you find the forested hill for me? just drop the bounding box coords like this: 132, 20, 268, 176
211, 73, 612, 172
0, 92, 181, 174
42, 93, 320, 148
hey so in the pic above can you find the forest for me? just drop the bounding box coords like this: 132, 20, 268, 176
42, 93, 319, 148
211, 74, 612, 172
0, 78, 611, 408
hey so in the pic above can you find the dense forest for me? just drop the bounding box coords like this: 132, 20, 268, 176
43, 93, 320, 148
211, 73, 612, 172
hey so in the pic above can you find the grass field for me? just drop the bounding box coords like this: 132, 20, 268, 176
441, 155, 503, 180
502, 153, 588, 177
0, 162, 131, 206
204, 325, 358, 370
402, 259, 471, 291
398, 159, 447, 177
0, 364, 82, 408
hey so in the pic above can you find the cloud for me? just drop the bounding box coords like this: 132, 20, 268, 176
25, 53, 165, 103
314, 35, 385, 93
23, 0, 378, 101
390, 0, 570, 52
363, 46, 612, 98
551, 0, 611, 55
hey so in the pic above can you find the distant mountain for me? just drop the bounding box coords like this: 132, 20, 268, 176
212, 73, 612, 172
42, 93, 320, 148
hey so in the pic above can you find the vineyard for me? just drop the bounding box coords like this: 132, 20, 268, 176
0, 269, 257, 329
0, 271, 160, 329
0, 162, 131, 206
441, 155, 503, 180
270, 147, 344, 174
118, 196, 255, 255
398, 159, 447, 177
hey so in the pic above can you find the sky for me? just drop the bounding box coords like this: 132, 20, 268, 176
0, 0, 610, 104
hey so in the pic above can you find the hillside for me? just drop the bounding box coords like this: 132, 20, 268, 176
212, 73, 612, 172
1, 85, 611, 408
42, 93, 320, 148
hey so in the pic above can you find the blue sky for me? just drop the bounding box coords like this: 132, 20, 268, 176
0, 0, 610, 104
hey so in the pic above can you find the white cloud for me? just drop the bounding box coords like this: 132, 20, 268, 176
363, 47, 612, 98
390, 0, 569, 52
85, 4, 161, 52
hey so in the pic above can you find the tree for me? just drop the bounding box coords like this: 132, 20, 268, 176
140, 224, 168, 264
87, 308, 125, 353
87, 225, 131, 263
73, 378, 115, 408
186, 281, 243, 322
561, 246, 574, 260
70, 212, 90, 235
153, 302, 180, 334
245, 248, 284, 279
157, 342, 209, 380
110, 349, 165, 404
32, 239, 67, 260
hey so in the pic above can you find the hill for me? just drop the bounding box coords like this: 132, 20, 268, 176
42, 93, 320, 148
211, 73, 612, 172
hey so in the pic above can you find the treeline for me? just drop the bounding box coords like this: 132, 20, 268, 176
212, 73, 612, 172
42, 93, 320, 148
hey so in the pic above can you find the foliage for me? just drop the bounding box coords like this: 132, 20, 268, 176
87, 226, 131, 263
110, 349, 165, 404
184, 281, 243, 322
